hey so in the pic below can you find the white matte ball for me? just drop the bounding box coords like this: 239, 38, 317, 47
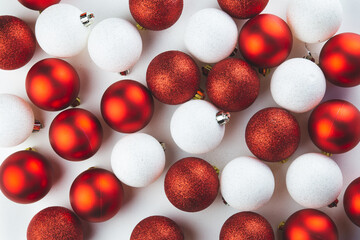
0, 94, 34, 147
184, 8, 238, 63
220, 156, 275, 211
35, 4, 91, 57
286, 153, 343, 208
270, 58, 326, 113
111, 133, 165, 187
88, 18, 143, 72
287, 0, 343, 43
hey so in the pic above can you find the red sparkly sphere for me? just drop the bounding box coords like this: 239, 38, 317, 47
207, 58, 260, 112
129, 0, 183, 30
319, 33, 360, 87
131, 216, 184, 240
146, 50, 201, 105
27, 206, 83, 240
26, 58, 80, 111
70, 168, 124, 222
344, 177, 360, 227
49, 108, 103, 161
308, 99, 360, 154
282, 209, 338, 240
164, 157, 219, 212
101, 80, 154, 133
18, 0, 60, 11
0, 150, 52, 204
218, 0, 269, 19
245, 107, 300, 162
0, 15, 36, 70
238, 14, 292, 68
220, 212, 275, 240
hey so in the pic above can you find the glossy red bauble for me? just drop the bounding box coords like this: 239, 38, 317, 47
0, 15, 36, 70
308, 99, 360, 154
101, 80, 154, 133
218, 0, 268, 19
146, 50, 201, 105
18, 0, 60, 11
344, 177, 360, 227
70, 168, 124, 222
49, 108, 103, 161
207, 58, 260, 112
26, 58, 80, 111
319, 33, 360, 87
238, 14, 292, 68
0, 150, 52, 204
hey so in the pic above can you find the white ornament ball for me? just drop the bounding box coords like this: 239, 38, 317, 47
88, 18, 143, 72
287, 0, 343, 43
0, 94, 34, 147
286, 153, 343, 208
220, 156, 275, 211
111, 133, 165, 187
270, 58, 326, 113
35, 4, 92, 57
184, 8, 238, 63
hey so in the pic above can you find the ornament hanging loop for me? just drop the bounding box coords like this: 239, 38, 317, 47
80, 12, 94, 27
216, 111, 230, 126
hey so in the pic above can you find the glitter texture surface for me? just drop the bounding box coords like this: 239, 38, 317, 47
217, 0, 268, 19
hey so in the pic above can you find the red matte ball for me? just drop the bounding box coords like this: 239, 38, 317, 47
101, 80, 154, 133
0, 15, 36, 70
129, 0, 183, 31
207, 58, 260, 112
344, 177, 360, 227
319, 33, 360, 87
18, 0, 60, 11
49, 108, 103, 161
218, 0, 269, 19
0, 150, 52, 204
26, 58, 80, 111
70, 168, 124, 222
308, 99, 360, 154
238, 14, 292, 68
146, 50, 200, 105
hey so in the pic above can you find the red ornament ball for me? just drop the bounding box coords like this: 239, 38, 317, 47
218, 0, 269, 19
146, 50, 200, 105
27, 206, 83, 240
130, 216, 184, 240
101, 80, 154, 133
319, 33, 360, 87
344, 177, 360, 227
0, 150, 52, 204
129, 0, 183, 30
308, 99, 360, 154
18, 0, 60, 11
245, 107, 300, 162
238, 14, 292, 68
164, 157, 219, 212
220, 212, 275, 240
70, 168, 124, 222
207, 58, 260, 112
26, 58, 80, 111
0, 15, 36, 70
49, 108, 103, 161
282, 209, 338, 240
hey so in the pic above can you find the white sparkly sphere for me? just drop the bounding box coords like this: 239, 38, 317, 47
184, 8, 238, 63
35, 4, 92, 57
286, 153, 343, 208
220, 156, 275, 211
287, 0, 343, 43
0, 94, 34, 147
88, 18, 143, 72
270, 58, 326, 113
111, 133, 165, 187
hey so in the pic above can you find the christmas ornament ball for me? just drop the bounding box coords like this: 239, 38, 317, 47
344, 177, 360, 227
27, 206, 83, 240
164, 157, 219, 212
217, 0, 269, 19
18, 0, 60, 11
0, 15, 36, 70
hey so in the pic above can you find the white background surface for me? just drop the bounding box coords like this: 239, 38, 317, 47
0, 0, 359, 239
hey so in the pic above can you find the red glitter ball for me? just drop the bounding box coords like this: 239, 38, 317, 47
220, 212, 275, 240
344, 177, 360, 227
207, 58, 260, 112
130, 216, 184, 240
245, 107, 300, 162
0, 15, 36, 70
18, 0, 60, 11
129, 0, 183, 30
164, 157, 219, 212
146, 50, 201, 105
218, 0, 269, 19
